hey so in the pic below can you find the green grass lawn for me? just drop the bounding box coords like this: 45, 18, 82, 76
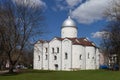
0, 70, 120, 80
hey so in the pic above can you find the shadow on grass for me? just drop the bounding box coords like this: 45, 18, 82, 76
0, 69, 55, 76
0, 72, 20, 76
21, 69, 55, 74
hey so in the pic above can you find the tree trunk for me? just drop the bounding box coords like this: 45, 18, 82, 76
118, 54, 120, 71
9, 64, 14, 73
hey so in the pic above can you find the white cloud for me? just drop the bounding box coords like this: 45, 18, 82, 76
12, 0, 46, 8
92, 31, 109, 38
54, 0, 68, 10
54, 0, 82, 10
66, 0, 82, 7
56, 4, 68, 10
71, 0, 113, 24
54, 0, 116, 24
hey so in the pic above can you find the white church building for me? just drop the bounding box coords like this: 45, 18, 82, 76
33, 16, 101, 71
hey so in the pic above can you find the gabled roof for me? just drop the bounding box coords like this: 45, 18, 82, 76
39, 40, 45, 43
55, 37, 64, 41
68, 37, 96, 47
35, 37, 96, 47
78, 38, 96, 47
34, 40, 49, 45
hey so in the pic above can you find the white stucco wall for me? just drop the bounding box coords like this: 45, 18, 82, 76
72, 45, 85, 70
49, 38, 62, 70
85, 46, 96, 69
61, 27, 77, 38
42, 42, 49, 70
62, 39, 72, 70
33, 39, 101, 71
33, 42, 43, 70
95, 48, 100, 69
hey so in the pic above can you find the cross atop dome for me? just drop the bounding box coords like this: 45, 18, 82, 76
68, 16, 71, 19
68, 9, 72, 19
68, 10, 71, 20
62, 9, 76, 28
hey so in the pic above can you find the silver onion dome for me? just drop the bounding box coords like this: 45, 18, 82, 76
62, 16, 76, 28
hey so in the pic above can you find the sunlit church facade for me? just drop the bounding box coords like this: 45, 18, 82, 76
33, 16, 101, 71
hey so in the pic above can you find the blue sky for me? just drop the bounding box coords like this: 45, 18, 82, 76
38, 0, 113, 46
0, 0, 115, 46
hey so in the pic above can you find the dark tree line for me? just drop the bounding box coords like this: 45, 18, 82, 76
0, 0, 44, 72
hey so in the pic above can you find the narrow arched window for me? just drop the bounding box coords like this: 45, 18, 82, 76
46, 55, 48, 60
65, 53, 68, 59
88, 53, 90, 59
38, 55, 40, 61
79, 55, 82, 60
52, 48, 54, 53
54, 56, 57, 60
45, 48, 48, 53
57, 47, 59, 53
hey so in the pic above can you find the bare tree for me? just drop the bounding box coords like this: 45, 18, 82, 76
100, 31, 111, 66
19, 50, 33, 69
101, 0, 120, 70
0, 0, 45, 72
105, 0, 120, 21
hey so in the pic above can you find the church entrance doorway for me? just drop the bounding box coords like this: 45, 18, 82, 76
54, 64, 58, 70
